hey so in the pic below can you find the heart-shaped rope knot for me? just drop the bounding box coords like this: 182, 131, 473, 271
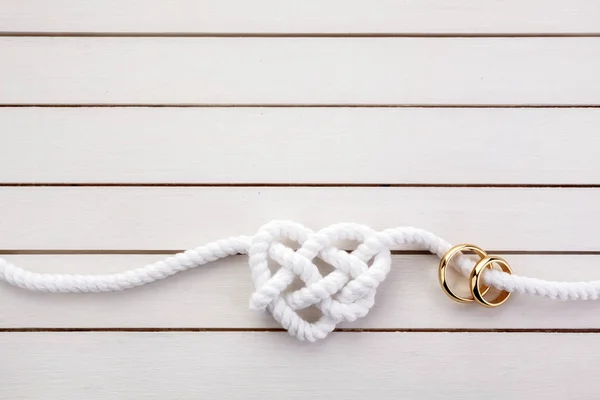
248, 221, 393, 342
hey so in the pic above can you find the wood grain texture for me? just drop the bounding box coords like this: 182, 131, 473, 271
2, 332, 599, 399
3, 254, 600, 329
2, 0, 600, 34
2, 107, 600, 184
2, 38, 600, 105
0, 187, 598, 251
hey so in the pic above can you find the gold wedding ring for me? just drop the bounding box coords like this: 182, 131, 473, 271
438, 244, 490, 303
470, 255, 513, 308
439, 244, 513, 308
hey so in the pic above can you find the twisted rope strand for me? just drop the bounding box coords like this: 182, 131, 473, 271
1, 220, 599, 340
0, 236, 252, 292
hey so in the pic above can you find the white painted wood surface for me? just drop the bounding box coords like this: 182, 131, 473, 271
2, 0, 600, 34
2, 332, 599, 400
1, 187, 598, 251
1, 2, 599, 398
2, 38, 600, 105
2, 107, 600, 184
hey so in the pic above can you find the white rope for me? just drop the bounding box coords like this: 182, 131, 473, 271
1, 220, 599, 341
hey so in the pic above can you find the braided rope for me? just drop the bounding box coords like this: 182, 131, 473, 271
1, 220, 599, 341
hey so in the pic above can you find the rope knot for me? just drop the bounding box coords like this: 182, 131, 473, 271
248, 220, 392, 341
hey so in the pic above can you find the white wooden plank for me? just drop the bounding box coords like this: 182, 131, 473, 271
2, 107, 600, 184
2, 254, 600, 329
1, 332, 597, 399
2, 38, 600, 105
2, 1, 600, 34
0, 187, 597, 251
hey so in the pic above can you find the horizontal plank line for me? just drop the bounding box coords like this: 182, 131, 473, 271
2, 32, 600, 38
2, 183, 600, 188
2, 328, 600, 334
2, 250, 600, 256
3, 104, 600, 109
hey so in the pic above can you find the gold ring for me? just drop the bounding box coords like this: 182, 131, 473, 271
438, 244, 490, 303
470, 255, 513, 308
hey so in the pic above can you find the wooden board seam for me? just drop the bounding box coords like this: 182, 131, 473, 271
1, 183, 600, 188
2, 250, 600, 255
4, 104, 600, 108
3, 328, 600, 333
2, 33, 600, 38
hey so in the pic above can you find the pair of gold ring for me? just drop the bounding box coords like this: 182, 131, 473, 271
438, 244, 513, 308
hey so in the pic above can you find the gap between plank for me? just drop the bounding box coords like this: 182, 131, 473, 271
3, 104, 600, 108
1, 183, 600, 188
2, 32, 600, 38
2, 328, 600, 334
1, 250, 599, 256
